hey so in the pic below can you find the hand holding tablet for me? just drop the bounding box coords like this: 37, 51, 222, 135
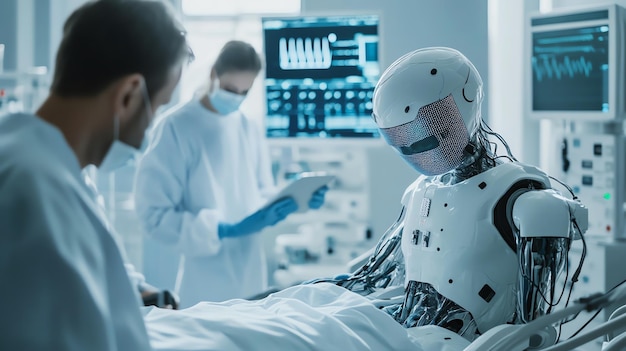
265, 172, 336, 213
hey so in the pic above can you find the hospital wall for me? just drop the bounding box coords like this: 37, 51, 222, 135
0, 1, 18, 71
0, 0, 85, 71
489, 0, 540, 167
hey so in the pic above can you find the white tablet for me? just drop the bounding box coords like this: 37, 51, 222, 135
265, 172, 336, 213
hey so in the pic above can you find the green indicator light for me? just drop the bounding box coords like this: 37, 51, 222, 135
604, 193, 611, 200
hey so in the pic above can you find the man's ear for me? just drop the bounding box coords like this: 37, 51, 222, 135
112, 74, 144, 123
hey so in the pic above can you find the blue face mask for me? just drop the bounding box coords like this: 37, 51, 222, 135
98, 139, 140, 173
210, 87, 245, 115
99, 78, 153, 174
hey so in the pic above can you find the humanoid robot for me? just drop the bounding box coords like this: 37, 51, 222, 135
311, 47, 589, 344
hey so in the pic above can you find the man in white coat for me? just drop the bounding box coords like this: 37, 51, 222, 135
0, 0, 191, 349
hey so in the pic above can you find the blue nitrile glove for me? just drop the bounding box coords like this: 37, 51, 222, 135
218, 197, 298, 239
308, 185, 329, 210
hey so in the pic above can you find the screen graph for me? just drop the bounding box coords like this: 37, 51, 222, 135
532, 25, 609, 111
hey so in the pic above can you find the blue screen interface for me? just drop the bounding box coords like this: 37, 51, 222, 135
532, 25, 609, 112
262, 15, 380, 138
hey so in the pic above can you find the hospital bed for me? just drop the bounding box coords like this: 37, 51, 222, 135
142, 281, 626, 351
143, 283, 426, 351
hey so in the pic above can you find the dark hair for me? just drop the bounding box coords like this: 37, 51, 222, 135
51, 0, 192, 98
213, 40, 262, 76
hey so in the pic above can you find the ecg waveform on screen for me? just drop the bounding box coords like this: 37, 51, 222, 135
279, 37, 332, 70
533, 55, 594, 81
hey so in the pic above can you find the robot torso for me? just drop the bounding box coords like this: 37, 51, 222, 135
401, 161, 551, 333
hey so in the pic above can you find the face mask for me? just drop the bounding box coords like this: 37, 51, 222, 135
99, 78, 153, 174
98, 140, 140, 173
210, 87, 245, 115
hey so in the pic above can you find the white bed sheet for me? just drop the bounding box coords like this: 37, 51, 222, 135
143, 283, 424, 351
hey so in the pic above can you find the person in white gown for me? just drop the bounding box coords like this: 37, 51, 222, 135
135, 40, 327, 307
0, 1, 191, 349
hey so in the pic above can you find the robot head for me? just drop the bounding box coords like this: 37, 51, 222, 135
372, 47, 483, 176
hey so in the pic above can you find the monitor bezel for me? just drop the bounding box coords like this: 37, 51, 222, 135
260, 11, 384, 143
525, 4, 625, 121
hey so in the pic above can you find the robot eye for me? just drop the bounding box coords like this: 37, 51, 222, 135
430, 68, 437, 75
404, 106, 410, 113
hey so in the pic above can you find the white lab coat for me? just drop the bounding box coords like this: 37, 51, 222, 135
82, 165, 158, 296
135, 100, 276, 307
0, 113, 152, 350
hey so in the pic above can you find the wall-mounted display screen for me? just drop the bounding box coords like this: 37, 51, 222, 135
262, 14, 381, 139
532, 24, 608, 112
527, 6, 626, 120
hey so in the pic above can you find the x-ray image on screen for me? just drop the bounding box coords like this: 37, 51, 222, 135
532, 25, 609, 112
262, 15, 380, 139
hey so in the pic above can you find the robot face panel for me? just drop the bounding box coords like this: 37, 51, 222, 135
379, 94, 470, 175
372, 47, 484, 175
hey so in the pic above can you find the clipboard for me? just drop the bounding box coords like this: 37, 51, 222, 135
265, 172, 336, 213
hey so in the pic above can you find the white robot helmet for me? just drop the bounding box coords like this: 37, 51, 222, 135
372, 47, 484, 176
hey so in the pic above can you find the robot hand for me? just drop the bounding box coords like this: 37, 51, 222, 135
513, 189, 588, 240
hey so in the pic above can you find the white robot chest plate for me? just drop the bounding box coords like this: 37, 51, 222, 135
401, 162, 550, 332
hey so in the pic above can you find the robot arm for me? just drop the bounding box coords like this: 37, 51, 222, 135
512, 189, 588, 323
513, 189, 588, 240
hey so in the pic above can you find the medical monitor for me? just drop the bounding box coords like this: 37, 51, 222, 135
526, 4, 626, 120
262, 14, 381, 142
